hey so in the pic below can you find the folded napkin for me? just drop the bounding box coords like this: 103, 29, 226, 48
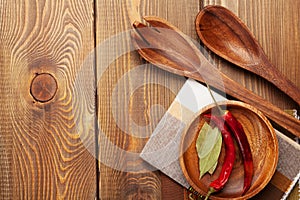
140, 79, 300, 199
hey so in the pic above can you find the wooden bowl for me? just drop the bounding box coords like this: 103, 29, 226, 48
179, 101, 278, 200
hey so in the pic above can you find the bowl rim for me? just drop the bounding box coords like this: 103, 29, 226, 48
179, 100, 279, 200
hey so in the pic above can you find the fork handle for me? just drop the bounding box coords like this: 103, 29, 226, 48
189, 70, 300, 137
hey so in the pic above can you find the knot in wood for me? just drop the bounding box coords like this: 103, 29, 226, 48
30, 73, 57, 103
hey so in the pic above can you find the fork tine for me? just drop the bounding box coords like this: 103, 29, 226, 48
133, 21, 147, 29
132, 20, 164, 47
132, 21, 151, 46
144, 16, 168, 28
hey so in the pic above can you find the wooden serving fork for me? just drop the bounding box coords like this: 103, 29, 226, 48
131, 16, 300, 137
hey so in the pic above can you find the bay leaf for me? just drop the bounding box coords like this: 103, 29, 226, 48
208, 151, 219, 174
196, 122, 222, 178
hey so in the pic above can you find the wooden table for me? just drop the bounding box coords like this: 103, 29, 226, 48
0, 0, 299, 199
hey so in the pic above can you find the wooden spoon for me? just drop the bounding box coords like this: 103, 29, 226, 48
131, 16, 300, 137
195, 5, 300, 105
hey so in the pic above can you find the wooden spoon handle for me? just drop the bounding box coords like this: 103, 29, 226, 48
261, 59, 300, 105
222, 76, 300, 137
189, 69, 300, 137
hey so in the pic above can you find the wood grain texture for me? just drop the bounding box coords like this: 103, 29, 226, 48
1, 0, 298, 199
96, 0, 199, 199
0, 0, 96, 199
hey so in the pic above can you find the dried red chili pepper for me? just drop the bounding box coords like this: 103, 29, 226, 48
223, 111, 254, 194
205, 111, 254, 195
204, 114, 236, 199
205, 85, 253, 194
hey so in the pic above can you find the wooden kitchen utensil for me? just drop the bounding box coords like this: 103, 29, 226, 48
195, 5, 300, 105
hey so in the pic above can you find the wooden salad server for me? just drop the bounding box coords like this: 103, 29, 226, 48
195, 5, 300, 105
131, 16, 300, 137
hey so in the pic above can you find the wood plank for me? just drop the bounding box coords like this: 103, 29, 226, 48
0, 0, 96, 199
161, 173, 184, 200
96, 0, 199, 199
